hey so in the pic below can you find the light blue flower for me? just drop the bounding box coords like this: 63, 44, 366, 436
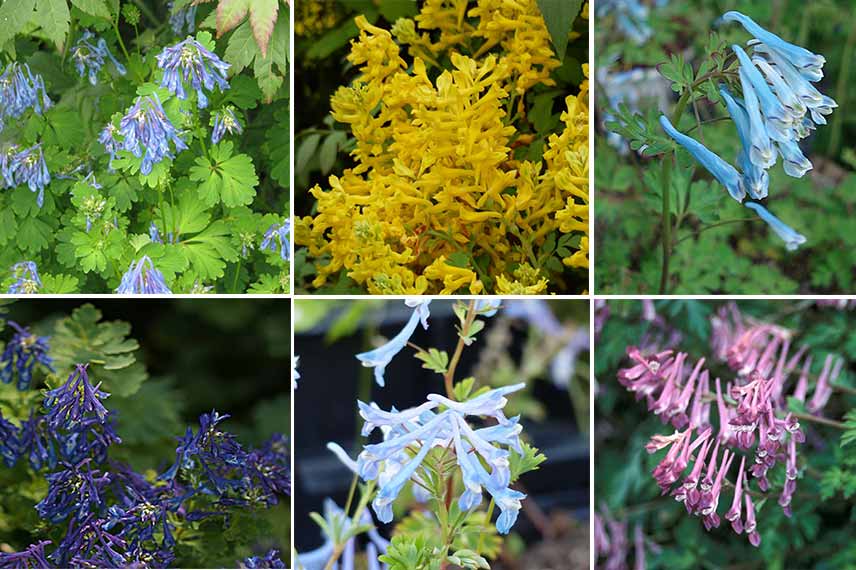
261, 220, 291, 262
212, 107, 243, 145
293, 356, 300, 390
737, 64, 777, 169
722, 11, 825, 81
659, 115, 745, 202
156, 37, 230, 109
776, 138, 813, 179
745, 202, 806, 251
427, 383, 526, 421
7, 262, 41, 294
71, 31, 126, 85
116, 256, 172, 294
0, 63, 51, 133
6, 144, 50, 207
118, 93, 187, 175
355, 301, 431, 387
719, 86, 770, 198
474, 299, 501, 317
731, 45, 793, 138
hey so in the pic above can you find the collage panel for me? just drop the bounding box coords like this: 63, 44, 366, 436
0, 2, 291, 295
594, 1, 856, 294
0, 298, 291, 567
595, 299, 856, 568
293, 298, 590, 569
293, 0, 590, 295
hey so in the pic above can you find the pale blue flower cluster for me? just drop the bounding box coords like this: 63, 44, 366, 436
1, 144, 50, 206
212, 107, 243, 144
0, 62, 51, 133
356, 300, 431, 387
71, 31, 127, 85
116, 256, 172, 294
7, 262, 41, 294
156, 37, 230, 109
261, 220, 292, 262
356, 383, 527, 534
168, 1, 197, 35
115, 94, 188, 175
659, 11, 833, 251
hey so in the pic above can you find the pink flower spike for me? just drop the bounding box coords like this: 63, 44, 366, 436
792, 356, 812, 402
715, 378, 734, 444
808, 354, 834, 413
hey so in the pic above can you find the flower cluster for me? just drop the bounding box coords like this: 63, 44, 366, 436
1, 321, 53, 390
356, 300, 431, 386
297, 2, 588, 294
167, 1, 197, 36
618, 303, 843, 546
113, 93, 188, 175
295, 0, 341, 37
156, 37, 230, 109
660, 11, 835, 251
6, 261, 42, 294
261, 220, 292, 262
357, 383, 527, 534
0, 355, 290, 568
0, 62, 51, 133
594, 505, 657, 570
211, 106, 243, 144
1, 143, 51, 207
116, 256, 173, 294
71, 31, 127, 85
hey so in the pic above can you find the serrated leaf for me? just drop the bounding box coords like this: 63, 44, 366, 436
35, 0, 70, 50
842, 409, 856, 447
414, 348, 449, 374
224, 20, 256, 73
0, 0, 35, 49
249, 0, 277, 57
70, 0, 111, 19
17, 216, 52, 253
216, 0, 248, 36
180, 220, 238, 280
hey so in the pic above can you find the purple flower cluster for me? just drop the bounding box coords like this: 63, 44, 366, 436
618, 303, 843, 547
0, 358, 291, 568
71, 31, 127, 85
1, 321, 54, 390
115, 94, 188, 175
160, 411, 290, 509
0, 62, 51, 133
156, 37, 230, 109
594, 505, 657, 570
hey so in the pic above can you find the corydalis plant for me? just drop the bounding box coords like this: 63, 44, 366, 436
618, 302, 846, 547
301, 300, 546, 570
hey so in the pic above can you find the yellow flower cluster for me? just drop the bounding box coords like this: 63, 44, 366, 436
297, 1, 589, 295
295, 0, 341, 37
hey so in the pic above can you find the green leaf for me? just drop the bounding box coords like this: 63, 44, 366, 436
35, 0, 70, 50
249, 0, 278, 57
297, 133, 321, 174
180, 220, 238, 280
17, 216, 53, 253
535, 0, 581, 60
509, 442, 547, 481
190, 141, 259, 208
216, 0, 248, 37
40, 273, 79, 293
50, 304, 148, 398
319, 131, 346, 174
842, 409, 856, 448
70, 0, 111, 19
414, 348, 449, 375
0, 0, 35, 49
224, 20, 256, 73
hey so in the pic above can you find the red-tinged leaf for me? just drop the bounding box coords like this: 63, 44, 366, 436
249, 0, 278, 58
216, 0, 248, 38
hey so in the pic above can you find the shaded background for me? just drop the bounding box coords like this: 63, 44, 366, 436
294, 299, 590, 569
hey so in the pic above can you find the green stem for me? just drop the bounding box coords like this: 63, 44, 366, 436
476, 499, 495, 554
111, 18, 130, 61
792, 411, 848, 430
827, 15, 856, 157
444, 300, 476, 399
660, 89, 695, 293
832, 382, 856, 397
232, 259, 242, 293
674, 218, 760, 245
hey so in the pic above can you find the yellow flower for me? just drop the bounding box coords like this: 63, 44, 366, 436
297, 2, 589, 294
295, 0, 341, 37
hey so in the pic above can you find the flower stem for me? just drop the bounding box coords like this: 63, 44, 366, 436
832, 383, 856, 397
792, 411, 848, 430
673, 218, 760, 246
659, 89, 692, 294
111, 18, 130, 61
444, 300, 476, 399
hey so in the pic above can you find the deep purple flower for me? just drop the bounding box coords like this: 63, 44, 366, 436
17, 412, 57, 471
117, 94, 187, 175
1, 321, 54, 390
0, 540, 52, 569
241, 549, 286, 569
116, 256, 172, 294
44, 364, 110, 430
156, 37, 230, 108
0, 410, 20, 467
36, 459, 110, 523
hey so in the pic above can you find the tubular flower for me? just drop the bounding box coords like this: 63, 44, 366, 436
168, 1, 197, 35
295, 0, 342, 37
261, 220, 291, 261
298, 4, 588, 294
211, 107, 243, 144
156, 37, 230, 108
616, 302, 846, 547
35, 458, 110, 523
0, 321, 54, 390
0, 62, 51, 133
7, 261, 41, 294
116, 256, 172, 294
356, 300, 431, 386
4, 144, 51, 207
116, 94, 188, 175
356, 383, 527, 534
241, 550, 286, 569
0, 540, 53, 569
71, 31, 127, 85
